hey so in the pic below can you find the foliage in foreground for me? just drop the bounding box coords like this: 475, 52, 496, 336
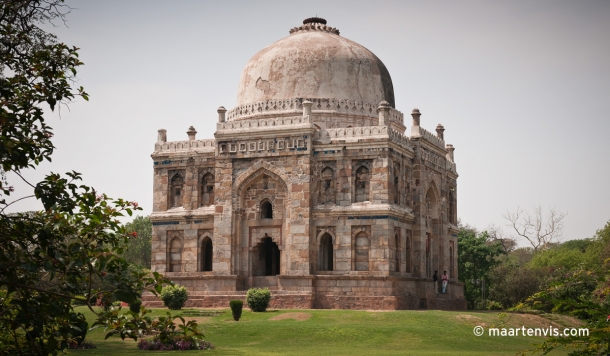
161, 285, 189, 310
94, 307, 213, 351
512, 222, 610, 355
246, 288, 271, 312
0, 1, 172, 354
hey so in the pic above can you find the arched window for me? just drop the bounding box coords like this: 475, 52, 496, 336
405, 234, 412, 273
448, 190, 456, 224
200, 237, 213, 271
200, 173, 214, 207
393, 164, 400, 205
169, 237, 182, 272
425, 233, 431, 277
170, 174, 184, 208
354, 232, 369, 271
354, 166, 369, 203
449, 241, 455, 278
425, 187, 438, 218
394, 234, 400, 272
319, 234, 333, 271
261, 200, 273, 219
319, 167, 335, 204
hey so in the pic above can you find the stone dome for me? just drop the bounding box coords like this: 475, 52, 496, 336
235, 18, 395, 108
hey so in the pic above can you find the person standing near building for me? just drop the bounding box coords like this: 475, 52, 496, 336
433, 271, 438, 294
441, 271, 449, 294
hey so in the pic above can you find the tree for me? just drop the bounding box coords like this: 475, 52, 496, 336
514, 221, 610, 355
0, 1, 168, 355
457, 227, 506, 309
504, 206, 567, 254
487, 224, 517, 254
123, 216, 152, 269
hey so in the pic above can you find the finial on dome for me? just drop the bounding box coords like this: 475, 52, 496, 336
303, 17, 327, 25
289, 17, 339, 35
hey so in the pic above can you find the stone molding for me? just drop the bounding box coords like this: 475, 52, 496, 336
226, 97, 404, 124
421, 147, 457, 173
154, 139, 215, 154
217, 115, 311, 131
416, 126, 445, 150
314, 125, 413, 152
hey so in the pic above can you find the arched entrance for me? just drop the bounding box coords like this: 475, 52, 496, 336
254, 236, 280, 276
200, 237, 212, 272
319, 233, 333, 271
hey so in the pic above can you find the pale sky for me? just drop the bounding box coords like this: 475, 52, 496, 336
6, 0, 610, 246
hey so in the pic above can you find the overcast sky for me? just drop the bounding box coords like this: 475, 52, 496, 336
7, 0, 610, 246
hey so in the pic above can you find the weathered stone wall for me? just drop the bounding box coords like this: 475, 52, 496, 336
149, 107, 463, 309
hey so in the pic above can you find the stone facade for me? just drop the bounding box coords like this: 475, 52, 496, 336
148, 18, 465, 310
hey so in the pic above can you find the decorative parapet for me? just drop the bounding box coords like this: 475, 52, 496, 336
314, 126, 412, 152
420, 146, 457, 174
226, 98, 302, 120
446, 160, 457, 173
226, 97, 404, 125
388, 128, 413, 152
217, 115, 311, 130
314, 125, 388, 142
417, 126, 446, 149
154, 139, 216, 154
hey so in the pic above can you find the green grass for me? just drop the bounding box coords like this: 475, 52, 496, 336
70, 307, 573, 356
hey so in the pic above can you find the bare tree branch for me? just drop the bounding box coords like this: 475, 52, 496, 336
503, 205, 567, 253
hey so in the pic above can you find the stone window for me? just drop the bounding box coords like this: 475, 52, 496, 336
200, 173, 214, 207
393, 164, 400, 205
261, 200, 273, 219
354, 166, 369, 203
319, 233, 333, 271
425, 233, 431, 277
405, 233, 412, 273
425, 187, 438, 219
169, 173, 184, 208
169, 237, 182, 272
200, 236, 213, 271
449, 241, 455, 278
448, 190, 456, 224
354, 232, 369, 271
394, 234, 400, 272
319, 167, 335, 204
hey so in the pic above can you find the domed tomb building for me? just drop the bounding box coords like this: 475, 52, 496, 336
149, 18, 465, 310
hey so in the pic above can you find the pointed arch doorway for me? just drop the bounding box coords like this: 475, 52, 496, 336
253, 235, 280, 277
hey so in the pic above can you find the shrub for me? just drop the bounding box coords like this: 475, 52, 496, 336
67, 340, 96, 350
246, 288, 271, 312
229, 300, 243, 321
137, 336, 214, 351
486, 300, 504, 310
160, 285, 189, 310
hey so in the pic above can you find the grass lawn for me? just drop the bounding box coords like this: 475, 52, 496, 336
70, 306, 578, 356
